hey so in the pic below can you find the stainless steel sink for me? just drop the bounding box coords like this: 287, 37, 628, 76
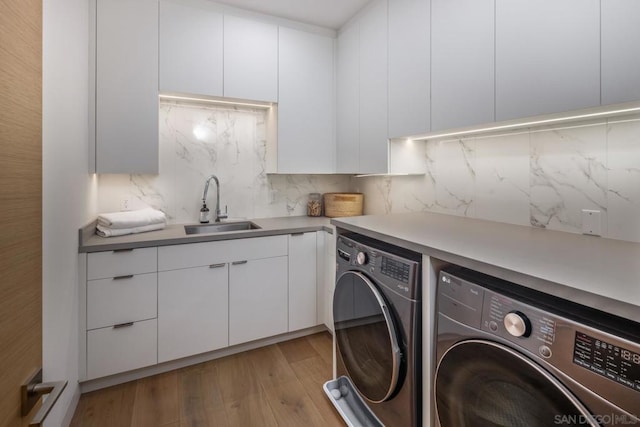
184, 221, 261, 235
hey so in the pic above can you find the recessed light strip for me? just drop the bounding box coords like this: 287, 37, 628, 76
159, 94, 273, 109
411, 106, 640, 142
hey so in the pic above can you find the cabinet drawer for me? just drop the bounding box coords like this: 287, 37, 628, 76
88, 247, 157, 280
87, 318, 157, 380
158, 235, 287, 271
87, 272, 157, 330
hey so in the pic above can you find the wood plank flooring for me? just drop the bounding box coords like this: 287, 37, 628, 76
71, 332, 343, 427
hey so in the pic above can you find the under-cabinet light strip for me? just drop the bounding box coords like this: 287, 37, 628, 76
411, 106, 640, 141
159, 94, 273, 109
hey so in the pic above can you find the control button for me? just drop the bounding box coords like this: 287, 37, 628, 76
356, 252, 368, 266
539, 345, 552, 358
504, 311, 531, 338
489, 321, 498, 332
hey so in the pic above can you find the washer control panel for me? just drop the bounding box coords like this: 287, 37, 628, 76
573, 332, 640, 392
439, 270, 560, 360
336, 235, 420, 300
482, 290, 559, 359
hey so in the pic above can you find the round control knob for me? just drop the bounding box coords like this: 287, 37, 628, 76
488, 321, 498, 332
504, 311, 531, 337
539, 345, 552, 358
356, 251, 368, 265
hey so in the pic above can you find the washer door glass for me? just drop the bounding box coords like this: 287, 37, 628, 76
333, 271, 401, 403
435, 340, 598, 427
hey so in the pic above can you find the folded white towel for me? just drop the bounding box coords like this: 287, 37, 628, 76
97, 207, 166, 229
96, 222, 166, 237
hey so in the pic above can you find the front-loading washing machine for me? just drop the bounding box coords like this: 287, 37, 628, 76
435, 266, 640, 427
332, 232, 422, 426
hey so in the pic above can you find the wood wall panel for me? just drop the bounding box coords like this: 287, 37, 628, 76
0, 0, 43, 425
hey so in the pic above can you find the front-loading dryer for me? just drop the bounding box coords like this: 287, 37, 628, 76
435, 266, 640, 427
333, 232, 422, 426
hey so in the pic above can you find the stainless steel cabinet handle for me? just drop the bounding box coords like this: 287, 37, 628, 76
209, 263, 226, 269
113, 274, 134, 280
21, 368, 67, 426
113, 322, 134, 329
113, 248, 133, 253
231, 260, 248, 265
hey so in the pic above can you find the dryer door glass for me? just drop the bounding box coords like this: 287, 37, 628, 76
435, 340, 598, 427
333, 271, 401, 403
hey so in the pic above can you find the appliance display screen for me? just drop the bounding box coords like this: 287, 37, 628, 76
573, 332, 640, 392
381, 257, 410, 283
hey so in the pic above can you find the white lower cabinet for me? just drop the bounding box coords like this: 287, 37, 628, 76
229, 256, 288, 345
83, 248, 158, 380
158, 264, 229, 363
288, 232, 318, 331
87, 319, 157, 379
82, 232, 323, 380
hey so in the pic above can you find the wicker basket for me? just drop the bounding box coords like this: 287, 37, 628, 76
323, 193, 364, 217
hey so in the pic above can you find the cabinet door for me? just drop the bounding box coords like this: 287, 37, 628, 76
431, 0, 494, 131
229, 256, 288, 345
158, 264, 229, 363
336, 23, 360, 173
388, 0, 430, 138
278, 28, 335, 173
495, 0, 600, 121
96, 0, 158, 173
288, 233, 317, 331
159, 0, 223, 97
223, 15, 277, 102
602, 0, 640, 105
359, 0, 388, 173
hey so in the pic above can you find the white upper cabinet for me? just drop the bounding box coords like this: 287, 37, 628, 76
223, 15, 278, 102
336, 23, 360, 173
431, 0, 494, 131
159, 0, 223, 97
388, 0, 430, 138
336, 0, 389, 174
495, 0, 600, 121
277, 27, 335, 173
601, 0, 640, 106
358, 0, 388, 174
95, 0, 159, 173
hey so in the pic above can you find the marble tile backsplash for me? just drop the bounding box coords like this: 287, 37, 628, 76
353, 114, 640, 243
97, 102, 350, 223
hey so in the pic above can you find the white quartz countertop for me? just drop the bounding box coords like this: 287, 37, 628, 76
331, 212, 640, 323
79, 216, 332, 253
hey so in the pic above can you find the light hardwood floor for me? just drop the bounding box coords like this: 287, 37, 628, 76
71, 332, 343, 426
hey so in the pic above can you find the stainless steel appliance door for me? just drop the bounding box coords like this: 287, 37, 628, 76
333, 271, 401, 403
435, 340, 598, 427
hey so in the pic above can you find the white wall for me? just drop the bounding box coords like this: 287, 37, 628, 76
43, 0, 97, 425
354, 114, 640, 243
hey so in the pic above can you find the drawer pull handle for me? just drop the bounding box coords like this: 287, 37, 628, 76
113, 322, 134, 329
113, 248, 134, 253
113, 275, 134, 280
291, 232, 304, 236
232, 260, 248, 265
209, 263, 226, 269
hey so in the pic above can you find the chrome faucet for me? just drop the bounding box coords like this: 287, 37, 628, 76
201, 174, 227, 223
